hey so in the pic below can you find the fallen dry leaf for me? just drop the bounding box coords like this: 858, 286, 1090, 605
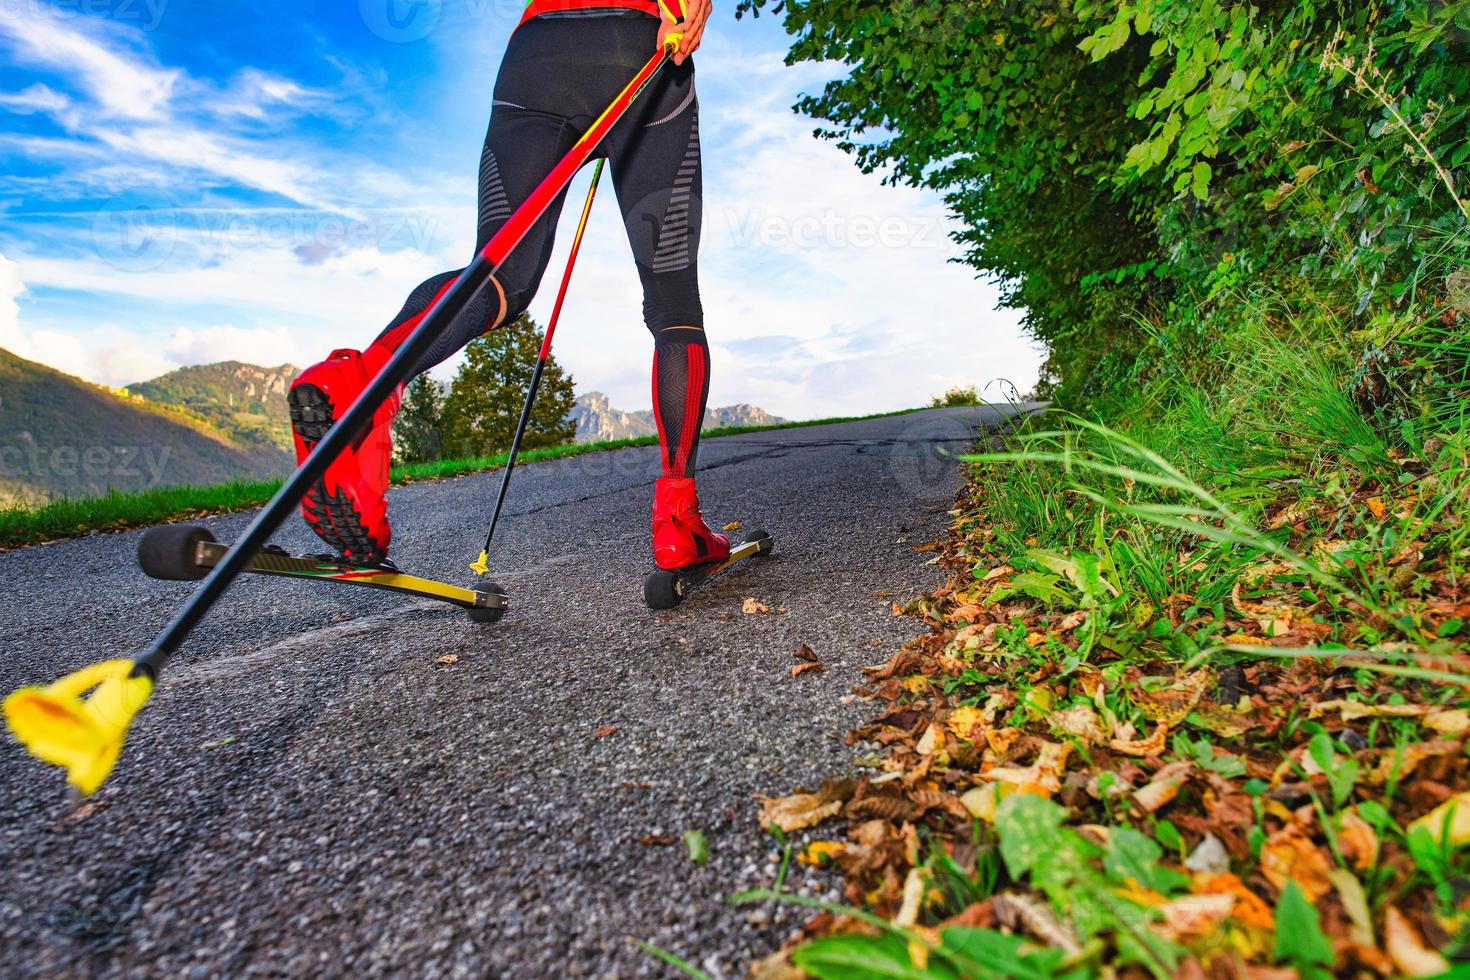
1260, 826, 1333, 901
792, 662, 825, 679
794, 643, 820, 663
743, 598, 772, 616
1051, 703, 1108, 745
594, 726, 618, 739
1366, 739, 1462, 785
1135, 671, 1212, 726
1111, 722, 1169, 757
723, 521, 743, 532
1329, 868, 1374, 949
67, 801, 108, 823
1425, 708, 1470, 735
1184, 834, 1231, 877
985, 741, 1072, 798
1338, 809, 1380, 869
992, 892, 1083, 957
1195, 873, 1275, 930
797, 841, 848, 866
948, 704, 987, 742
1156, 894, 1236, 942
1132, 760, 1192, 814
637, 835, 676, 847
1384, 906, 1450, 977
758, 785, 851, 833
434, 655, 460, 666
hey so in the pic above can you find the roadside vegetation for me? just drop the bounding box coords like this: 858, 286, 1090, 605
737, 0, 1470, 976
930, 385, 984, 409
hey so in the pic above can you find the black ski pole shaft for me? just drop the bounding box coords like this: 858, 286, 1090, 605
472, 159, 605, 574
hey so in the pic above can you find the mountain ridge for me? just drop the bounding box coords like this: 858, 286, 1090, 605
0, 348, 291, 506
569, 391, 785, 444
127, 361, 300, 452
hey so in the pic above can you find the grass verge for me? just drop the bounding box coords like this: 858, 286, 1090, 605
748, 281, 1469, 974
0, 406, 926, 551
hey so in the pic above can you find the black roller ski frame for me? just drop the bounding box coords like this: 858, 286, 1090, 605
138, 524, 508, 624
643, 530, 775, 611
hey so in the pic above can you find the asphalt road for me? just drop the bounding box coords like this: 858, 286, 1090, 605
0, 405, 1023, 978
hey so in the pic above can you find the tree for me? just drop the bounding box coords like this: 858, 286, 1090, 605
736, 0, 1470, 407
441, 314, 577, 459
393, 374, 446, 465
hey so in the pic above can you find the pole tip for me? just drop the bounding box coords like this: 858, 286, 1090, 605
469, 551, 491, 577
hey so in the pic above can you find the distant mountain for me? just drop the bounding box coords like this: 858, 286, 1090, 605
0, 348, 291, 506
128, 361, 300, 452
569, 391, 785, 444
570, 392, 657, 442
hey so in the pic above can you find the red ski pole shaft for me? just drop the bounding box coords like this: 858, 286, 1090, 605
132, 47, 672, 680
472, 159, 605, 574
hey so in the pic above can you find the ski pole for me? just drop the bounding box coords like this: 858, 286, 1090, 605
4, 41, 680, 797
471, 160, 605, 577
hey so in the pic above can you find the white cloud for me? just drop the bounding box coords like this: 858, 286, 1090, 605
0, 5, 353, 212
164, 324, 304, 369
208, 68, 331, 121
0, 252, 304, 385
0, 83, 71, 116
0, 256, 172, 385
0, 253, 23, 349
0, 6, 178, 120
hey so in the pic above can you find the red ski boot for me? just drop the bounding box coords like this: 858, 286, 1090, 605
652, 477, 731, 572
288, 346, 402, 564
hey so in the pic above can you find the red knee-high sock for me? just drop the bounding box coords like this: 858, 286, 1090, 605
651, 330, 710, 480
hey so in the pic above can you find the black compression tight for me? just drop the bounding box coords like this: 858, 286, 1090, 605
370, 14, 710, 477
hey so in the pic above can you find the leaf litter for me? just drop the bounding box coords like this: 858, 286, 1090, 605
751, 476, 1470, 977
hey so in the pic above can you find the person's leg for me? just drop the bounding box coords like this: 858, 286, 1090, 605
289, 100, 578, 563
371, 106, 579, 376
605, 58, 728, 570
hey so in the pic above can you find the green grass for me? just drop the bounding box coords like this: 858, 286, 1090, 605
0, 406, 929, 550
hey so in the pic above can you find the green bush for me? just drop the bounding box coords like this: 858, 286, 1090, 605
930, 384, 981, 408
739, 0, 1469, 412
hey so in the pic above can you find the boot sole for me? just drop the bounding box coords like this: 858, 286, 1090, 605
289, 384, 387, 564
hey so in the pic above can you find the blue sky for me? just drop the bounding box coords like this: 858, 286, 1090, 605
0, 0, 1041, 420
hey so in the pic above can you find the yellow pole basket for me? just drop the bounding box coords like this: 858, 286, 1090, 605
4, 660, 154, 796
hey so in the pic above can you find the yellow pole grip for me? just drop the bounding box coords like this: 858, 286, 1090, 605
4, 660, 154, 796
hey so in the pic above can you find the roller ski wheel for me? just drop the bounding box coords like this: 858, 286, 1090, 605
138, 524, 216, 581
136, 524, 509, 623
643, 529, 774, 611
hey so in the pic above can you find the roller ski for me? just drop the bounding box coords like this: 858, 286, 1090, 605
137, 524, 508, 624
643, 477, 774, 610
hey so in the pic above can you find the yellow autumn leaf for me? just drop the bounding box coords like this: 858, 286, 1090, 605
796, 841, 847, 866
1409, 791, 1470, 846
902, 675, 931, 696
948, 704, 985, 741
